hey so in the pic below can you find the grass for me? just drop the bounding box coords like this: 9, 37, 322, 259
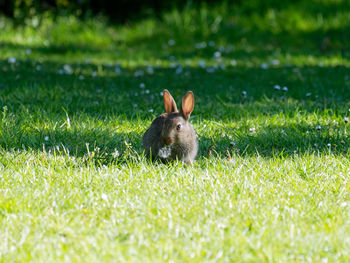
0, 0, 350, 261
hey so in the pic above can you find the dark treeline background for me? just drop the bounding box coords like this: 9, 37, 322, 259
0, 0, 297, 24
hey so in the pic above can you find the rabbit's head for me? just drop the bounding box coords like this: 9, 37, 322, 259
160, 89, 195, 147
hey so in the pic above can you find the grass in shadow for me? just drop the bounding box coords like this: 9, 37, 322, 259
0, 58, 349, 160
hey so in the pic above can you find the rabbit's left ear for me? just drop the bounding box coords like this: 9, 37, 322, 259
180, 91, 194, 120
163, 89, 178, 114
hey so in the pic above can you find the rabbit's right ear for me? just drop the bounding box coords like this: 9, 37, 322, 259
163, 89, 178, 114
180, 91, 194, 120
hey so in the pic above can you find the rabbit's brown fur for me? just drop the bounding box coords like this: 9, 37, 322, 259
143, 90, 198, 164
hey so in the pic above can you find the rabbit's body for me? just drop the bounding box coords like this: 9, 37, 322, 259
142, 90, 198, 164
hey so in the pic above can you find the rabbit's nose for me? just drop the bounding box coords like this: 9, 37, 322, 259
161, 137, 173, 145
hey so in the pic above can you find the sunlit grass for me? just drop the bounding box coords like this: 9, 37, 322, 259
0, 1, 350, 261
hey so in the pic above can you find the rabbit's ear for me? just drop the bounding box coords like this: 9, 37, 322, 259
163, 89, 178, 114
180, 91, 194, 120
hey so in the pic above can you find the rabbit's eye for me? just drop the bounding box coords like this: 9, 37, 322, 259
176, 124, 181, 131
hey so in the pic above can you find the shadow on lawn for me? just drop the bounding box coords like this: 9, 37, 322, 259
0, 58, 349, 160
199, 123, 349, 158
1, 119, 348, 163
0, 58, 349, 115
0, 126, 143, 165
0, 42, 106, 56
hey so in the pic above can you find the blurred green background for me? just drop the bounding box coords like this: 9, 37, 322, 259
1, 0, 348, 56
1, 0, 327, 23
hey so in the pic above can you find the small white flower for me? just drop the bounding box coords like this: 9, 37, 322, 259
327, 143, 331, 147
195, 42, 206, 49
8, 57, 16, 64
145, 89, 150, 94
36, 65, 42, 71
133, 103, 138, 108
282, 86, 288, 92
175, 67, 183, 74
316, 125, 321, 131
214, 51, 221, 58
101, 193, 108, 202
92, 71, 97, 77
340, 202, 347, 208
140, 83, 145, 89
230, 60, 237, 66
270, 59, 280, 66
168, 39, 175, 46
198, 60, 206, 68
146, 66, 154, 74
160, 91, 164, 96
230, 141, 235, 146
242, 91, 247, 96
219, 63, 226, 70
134, 70, 144, 77
249, 127, 256, 132
44, 136, 49, 141
158, 146, 171, 159
63, 64, 72, 74
281, 129, 286, 134
306, 130, 310, 134
261, 63, 268, 69
148, 109, 154, 113
112, 149, 120, 158
274, 85, 281, 90
314, 143, 318, 147
306, 92, 312, 97
206, 67, 215, 73
26, 49, 32, 55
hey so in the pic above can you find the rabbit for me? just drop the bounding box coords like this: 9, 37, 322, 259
143, 89, 198, 164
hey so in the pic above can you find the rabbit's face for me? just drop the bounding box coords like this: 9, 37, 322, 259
161, 113, 189, 146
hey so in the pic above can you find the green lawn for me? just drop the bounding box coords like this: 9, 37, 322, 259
1, 1, 350, 261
